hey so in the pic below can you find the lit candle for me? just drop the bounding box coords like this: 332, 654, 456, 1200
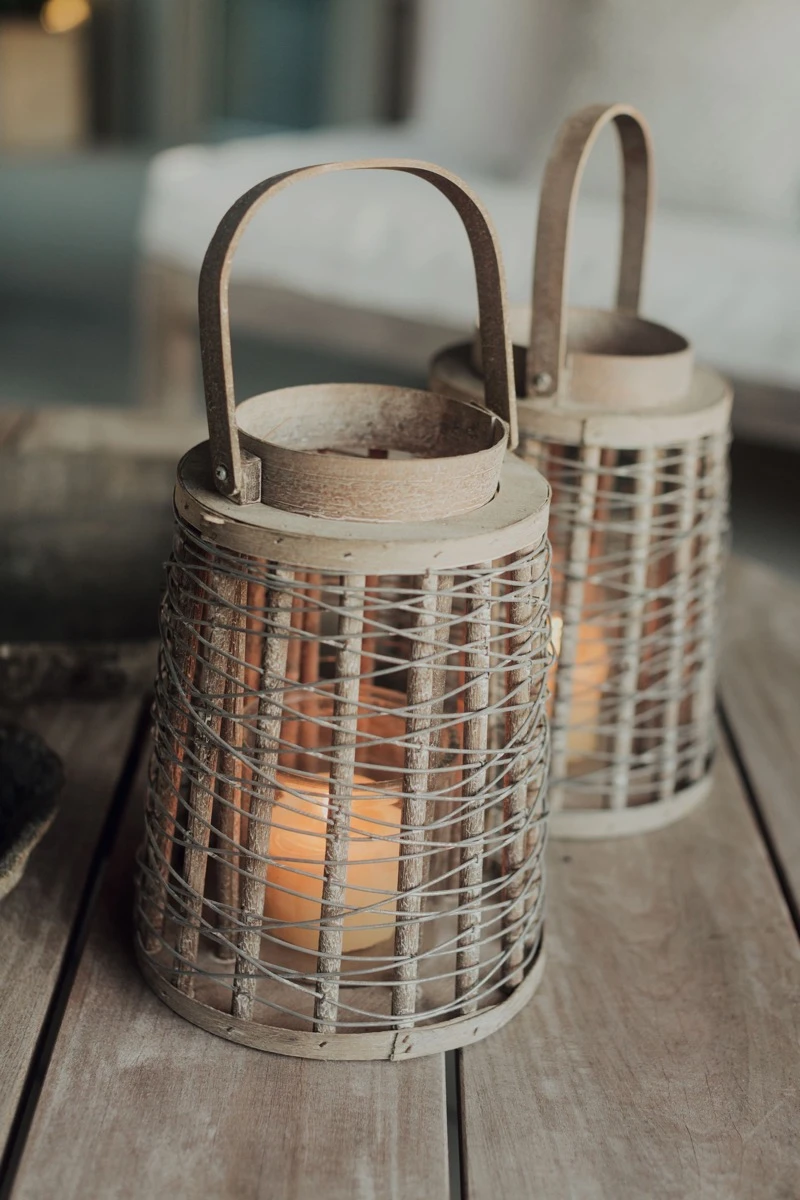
264, 772, 401, 953
549, 616, 611, 756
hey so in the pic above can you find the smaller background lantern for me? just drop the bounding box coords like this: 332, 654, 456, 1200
135, 160, 552, 1059
431, 105, 732, 838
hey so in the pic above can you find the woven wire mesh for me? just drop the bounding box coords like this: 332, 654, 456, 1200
135, 514, 551, 1035
521, 428, 729, 813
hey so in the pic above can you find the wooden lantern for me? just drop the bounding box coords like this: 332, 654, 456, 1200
135, 160, 553, 1060
431, 106, 732, 839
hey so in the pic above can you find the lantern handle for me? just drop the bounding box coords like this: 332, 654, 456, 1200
198, 159, 517, 503
526, 103, 654, 399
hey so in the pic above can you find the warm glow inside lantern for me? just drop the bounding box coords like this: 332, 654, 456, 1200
430, 106, 731, 838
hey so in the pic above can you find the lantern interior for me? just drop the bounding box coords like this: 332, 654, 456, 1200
525, 428, 728, 814
137, 516, 551, 1039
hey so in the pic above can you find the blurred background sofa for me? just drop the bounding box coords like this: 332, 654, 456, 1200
135, 0, 800, 450
0, 0, 798, 598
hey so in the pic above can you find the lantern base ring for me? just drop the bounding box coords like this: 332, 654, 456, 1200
136, 940, 546, 1062
549, 770, 713, 841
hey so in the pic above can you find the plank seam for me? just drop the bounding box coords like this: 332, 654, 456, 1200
718, 702, 800, 939
445, 1051, 464, 1200
454, 1050, 469, 1200
0, 696, 152, 1200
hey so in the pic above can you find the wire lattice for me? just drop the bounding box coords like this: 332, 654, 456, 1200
135, 515, 552, 1038
522, 428, 729, 814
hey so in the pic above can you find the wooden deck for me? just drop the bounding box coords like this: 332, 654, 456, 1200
0, 548, 798, 1196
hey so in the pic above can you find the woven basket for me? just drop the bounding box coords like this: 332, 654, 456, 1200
431, 106, 731, 839
135, 160, 553, 1059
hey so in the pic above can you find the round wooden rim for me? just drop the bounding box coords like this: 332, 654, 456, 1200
175, 443, 550, 574
473, 305, 695, 411
235, 383, 509, 522
136, 941, 546, 1061
549, 772, 712, 841
430, 344, 732, 447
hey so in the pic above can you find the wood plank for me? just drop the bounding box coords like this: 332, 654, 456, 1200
721, 556, 800, 913
0, 641, 157, 706
0, 410, 30, 447
0, 698, 143, 1147
9, 407, 206, 459
459, 737, 800, 1199
141, 258, 453, 400
730, 377, 800, 452
0, 450, 175, 642
11, 755, 450, 1200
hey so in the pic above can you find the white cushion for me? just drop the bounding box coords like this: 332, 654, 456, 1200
139, 126, 800, 387
550, 0, 800, 228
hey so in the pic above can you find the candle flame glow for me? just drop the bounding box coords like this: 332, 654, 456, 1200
264, 772, 402, 953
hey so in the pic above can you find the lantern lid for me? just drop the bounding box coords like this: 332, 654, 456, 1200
234, 381, 508, 522
469, 102, 728, 421
432, 339, 731, 448
175, 442, 549, 575
198, 159, 522, 521
472, 303, 696, 412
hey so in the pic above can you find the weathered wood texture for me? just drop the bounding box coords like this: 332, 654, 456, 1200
137, 259, 453, 417
11, 758, 450, 1200
0, 699, 142, 1145
0, 451, 175, 641
138, 257, 800, 451
0, 410, 208, 644
0, 406, 206, 459
721, 556, 800, 911
0, 641, 157, 705
459, 737, 800, 1199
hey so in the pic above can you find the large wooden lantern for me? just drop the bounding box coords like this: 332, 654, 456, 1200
431, 107, 732, 838
135, 161, 552, 1059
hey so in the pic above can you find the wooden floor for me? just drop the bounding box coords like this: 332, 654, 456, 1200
0, 556, 798, 1199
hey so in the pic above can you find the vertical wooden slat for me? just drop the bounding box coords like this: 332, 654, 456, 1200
240, 567, 268, 851
425, 575, 455, 892
232, 569, 295, 1021
300, 572, 322, 684
244, 575, 267, 694
214, 576, 248, 957
142, 556, 205, 954
632, 446, 669, 775
608, 446, 658, 809
174, 570, 240, 995
524, 549, 550, 946
286, 575, 304, 683
455, 568, 492, 1014
313, 575, 366, 1032
299, 572, 323, 754
690, 431, 728, 782
550, 443, 601, 809
359, 574, 380, 681
658, 441, 699, 800
392, 573, 440, 1023
501, 552, 534, 990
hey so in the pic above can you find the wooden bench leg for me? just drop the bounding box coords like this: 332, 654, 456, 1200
136, 259, 200, 417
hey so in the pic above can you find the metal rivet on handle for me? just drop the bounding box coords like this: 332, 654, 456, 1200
532, 373, 552, 393
215, 465, 228, 482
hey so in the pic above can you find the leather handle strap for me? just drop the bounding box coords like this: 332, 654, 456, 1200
526, 104, 654, 399
198, 159, 518, 503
